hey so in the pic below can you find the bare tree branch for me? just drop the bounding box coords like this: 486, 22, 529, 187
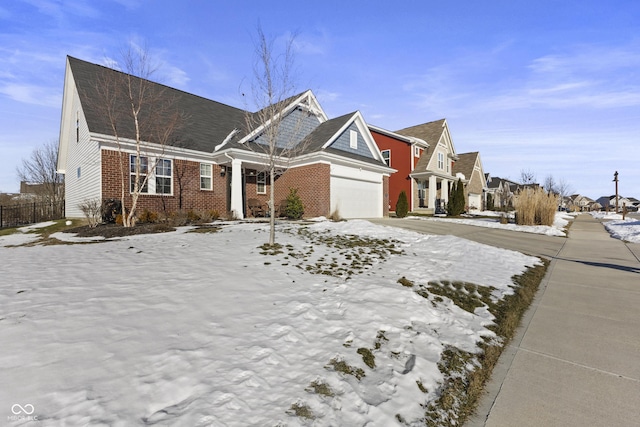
16, 139, 64, 203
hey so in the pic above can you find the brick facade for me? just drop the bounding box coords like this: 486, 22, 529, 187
101, 150, 227, 215
273, 163, 331, 218
102, 151, 385, 219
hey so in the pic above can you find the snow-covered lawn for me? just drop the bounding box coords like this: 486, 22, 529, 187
590, 212, 640, 243
409, 211, 573, 237
1, 220, 539, 426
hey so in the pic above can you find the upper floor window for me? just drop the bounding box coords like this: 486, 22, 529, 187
200, 163, 212, 190
437, 152, 444, 170
381, 149, 391, 166
257, 171, 267, 194
76, 111, 79, 143
349, 130, 358, 149
414, 146, 421, 157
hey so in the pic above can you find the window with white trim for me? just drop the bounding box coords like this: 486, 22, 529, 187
349, 130, 358, 149
437, 152, 444, 170
200, 163, 212, 190
130, 155, 149, 193
414, 146, 421, 157
381, 149, 391, 166
257, 171, 266, 194
155, 159, 172, 194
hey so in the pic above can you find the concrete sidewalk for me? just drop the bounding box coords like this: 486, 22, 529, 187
468, 214, 640, 426
368, 214, 640, 426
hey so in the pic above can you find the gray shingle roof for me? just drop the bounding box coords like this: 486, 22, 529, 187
452, 152, 479, 179
69, 56, 248, 152
394, 119, 446, 173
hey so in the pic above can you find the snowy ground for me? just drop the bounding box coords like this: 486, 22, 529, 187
409, 211, 574, 237
590, 212, 640, 243
1, 220, 539, 426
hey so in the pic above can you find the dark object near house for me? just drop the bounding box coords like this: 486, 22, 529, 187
102, 199, 122, 223
247, 199, 266, 217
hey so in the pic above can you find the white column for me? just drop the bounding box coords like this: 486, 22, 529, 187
428, 175, 437, 209
441, 179, 449, 206
230, 158, 244, 219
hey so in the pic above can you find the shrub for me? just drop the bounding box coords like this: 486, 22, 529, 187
284, 188, 304, 220
514, 188, 558, 226
115, 214, 123, 225
78, 199, 102, 228
138, 209, 158, 224
396, 190, 409, 218
447, 178, 465, 216
486, 193, 494, 211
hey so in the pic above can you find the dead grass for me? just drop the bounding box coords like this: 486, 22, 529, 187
515, 188, 558, 226
422, 259, 549, 426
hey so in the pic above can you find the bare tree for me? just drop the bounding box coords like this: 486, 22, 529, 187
92, 45, 183, 227
16, 139, 64, 203
243, 26, 308, 245
520, 168, 537, 185
543, 174, 557, 194
555, 177, 574, 205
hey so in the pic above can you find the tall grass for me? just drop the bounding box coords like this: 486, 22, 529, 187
514, 188, 558, 226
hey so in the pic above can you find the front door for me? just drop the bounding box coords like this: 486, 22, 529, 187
418, 180, 426, 208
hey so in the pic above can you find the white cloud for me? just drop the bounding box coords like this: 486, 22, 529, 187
0, 83, 60, 107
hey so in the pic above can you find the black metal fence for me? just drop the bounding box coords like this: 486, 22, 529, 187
0, 200, 65, 229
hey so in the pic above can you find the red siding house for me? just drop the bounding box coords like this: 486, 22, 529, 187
371, 119, 458, 214
57, 57, 394, 220
369, 125, 426, 211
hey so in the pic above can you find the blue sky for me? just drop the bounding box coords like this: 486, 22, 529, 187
1, 0, 638, 199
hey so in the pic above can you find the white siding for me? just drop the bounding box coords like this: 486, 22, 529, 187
62, 79, 102, 218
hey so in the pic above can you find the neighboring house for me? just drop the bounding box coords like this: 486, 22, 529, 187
485, 175, 516, 209
384, 119, 458, 214
567, 194, 596, 212
57, 56, 394, 220
596, 195, 636, 212
485, 175, 538, 209
368, 125, 427, 211
451, 152, 487, 211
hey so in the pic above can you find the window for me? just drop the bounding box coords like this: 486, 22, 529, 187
414, 146, 421, 157
257, 171, 266, 194
437, 152, 444, 170
155, 159, 172, 194
381, 149, 391, 166
349, 130, 358, 149
76, 111, 79, 143
130, 155, 148, 193
200, 163, 212, 190
77, 167, 81, 179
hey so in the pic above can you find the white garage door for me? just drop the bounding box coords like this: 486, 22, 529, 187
468, 193, 482, 210
331, 176, 382, 218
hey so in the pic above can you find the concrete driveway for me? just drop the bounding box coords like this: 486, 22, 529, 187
368, 215, 640, 427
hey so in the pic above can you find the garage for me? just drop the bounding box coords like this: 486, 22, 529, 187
330, 175, 382, 218
468, 193, 482, 210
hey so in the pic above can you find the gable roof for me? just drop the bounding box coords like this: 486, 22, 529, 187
394, 119, 457, 175
68, 56, 248, 153
395, 119, 447, 145
452, 152, 479, 181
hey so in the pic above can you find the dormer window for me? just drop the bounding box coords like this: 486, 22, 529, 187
437, 152, 444, 170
